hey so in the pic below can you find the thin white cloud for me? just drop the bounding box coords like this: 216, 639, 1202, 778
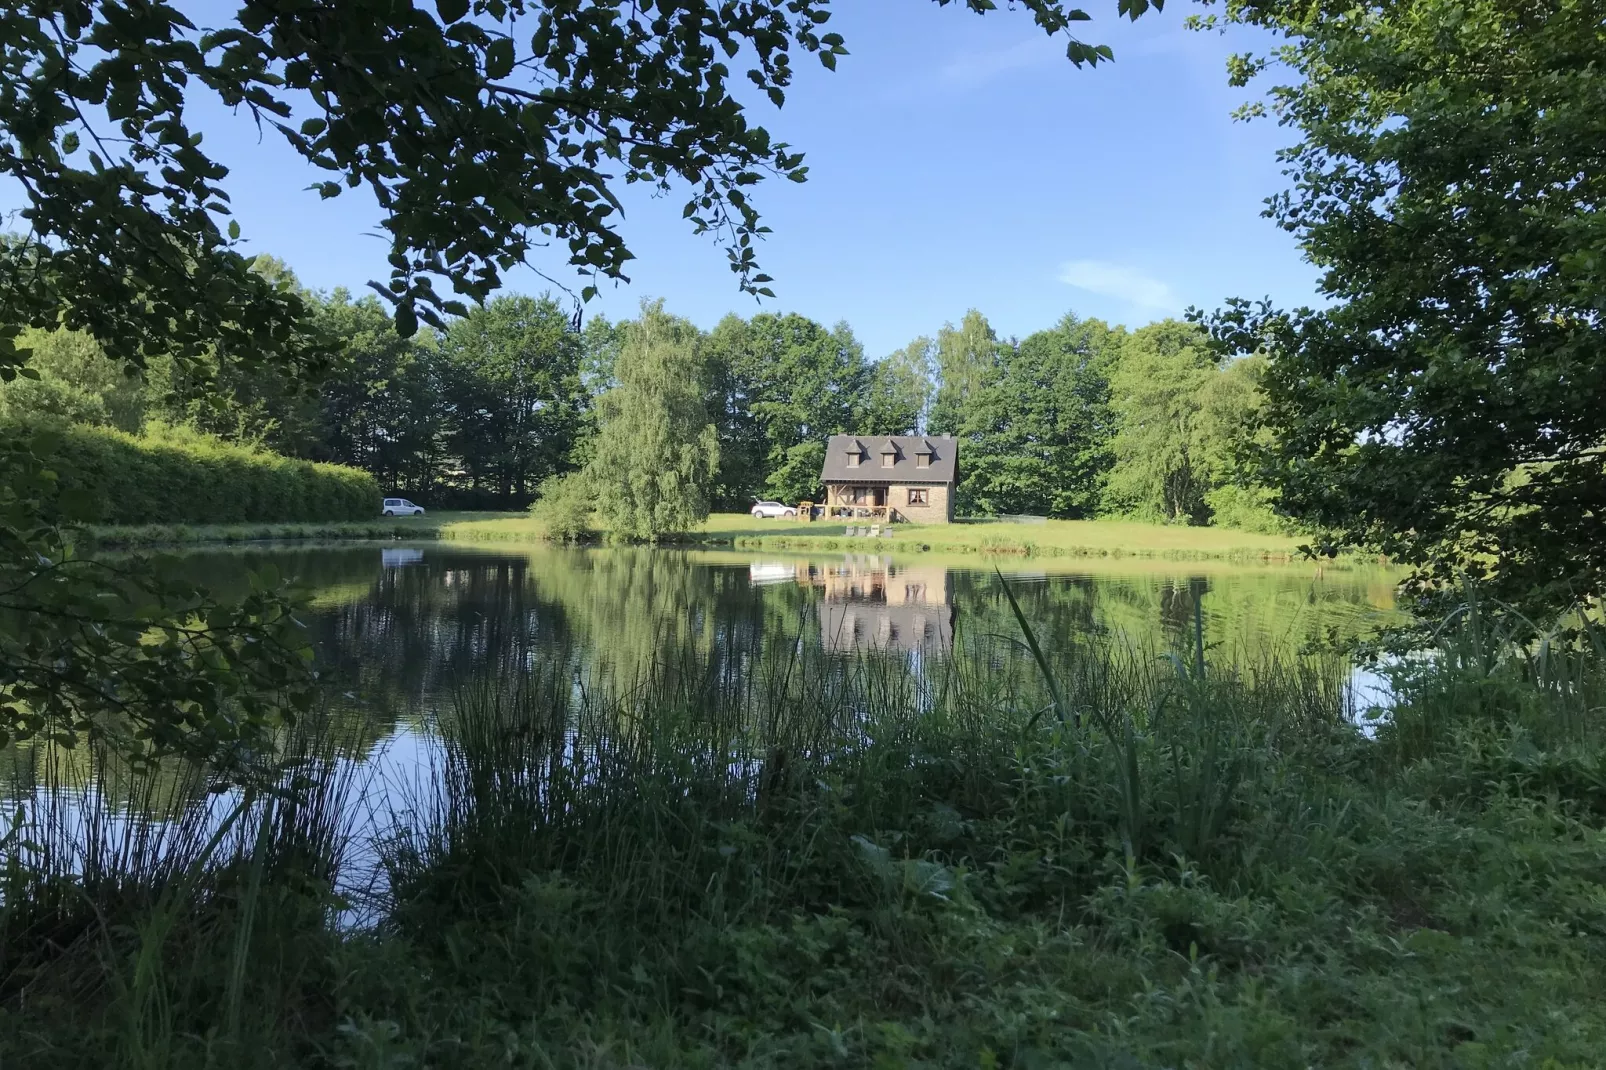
938, 38, 1059, 88
1057, 260, 1177, 310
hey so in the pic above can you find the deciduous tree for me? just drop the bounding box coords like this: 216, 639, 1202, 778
930, 310, 1005, 436
1106, 320, 1219, 524
587, 301, 720, 540
959, 314, 1123, 517
705, 312, 869, 505
1203, 0, 1606, 607
312, 290, 449, 497
861, 338, 936, 437
0, 329, 144, 432
440, 295, 587, 504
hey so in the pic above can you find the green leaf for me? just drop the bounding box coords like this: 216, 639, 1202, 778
485, 38, 516, 79
395, 302, 419, 338
228, 219, 241, 240
437, 0, 470, 23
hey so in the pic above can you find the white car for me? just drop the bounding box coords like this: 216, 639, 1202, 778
382, 497, 426, 517
750, 500, 796, 519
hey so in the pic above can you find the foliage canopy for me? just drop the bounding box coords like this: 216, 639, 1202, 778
1202, 0, 1606, 606
0, 0, 1125, 760
587, 301, 720, 541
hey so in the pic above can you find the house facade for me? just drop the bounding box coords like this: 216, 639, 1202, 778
815, 558, 952, 652
818, 434, 959, 524
752, 556, 953, 652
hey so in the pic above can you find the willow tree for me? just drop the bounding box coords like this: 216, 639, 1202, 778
588, 301, 719, 541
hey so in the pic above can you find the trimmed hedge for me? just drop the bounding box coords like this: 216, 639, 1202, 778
19, 419, 379, 524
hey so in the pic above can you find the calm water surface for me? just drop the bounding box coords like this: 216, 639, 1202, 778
169, 541, 1401, 741
7, 543, 1400, 886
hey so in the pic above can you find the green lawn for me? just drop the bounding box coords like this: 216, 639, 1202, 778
694, 513, 1306, 558
440, 511, 1308, 560
86, 512, 505, 548
87, 510, 1313, 562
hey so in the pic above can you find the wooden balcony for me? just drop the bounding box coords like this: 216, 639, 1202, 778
825, 504, 891, 520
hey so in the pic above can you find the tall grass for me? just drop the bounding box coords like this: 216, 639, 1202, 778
1, 591, 1603, 1065
1383, 580, 1606, 762
1, 714, 364, 1068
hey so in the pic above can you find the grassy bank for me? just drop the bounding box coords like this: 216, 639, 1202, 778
695, 513, 1308, 560
431, 512, 1313, 561
86, 512, 506, 548
88, 511, 1312, 561
3, 607, 1604, 1066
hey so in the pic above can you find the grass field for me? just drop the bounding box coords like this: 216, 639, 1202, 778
87, 510, 1317, 562
444, 511, 1311, 560
85, 512, 503, 548
695, 513, 1307, 559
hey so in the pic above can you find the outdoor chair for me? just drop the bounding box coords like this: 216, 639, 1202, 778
867, 524, 881, 538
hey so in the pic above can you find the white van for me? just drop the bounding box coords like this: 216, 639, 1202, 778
381, 498, 426, 517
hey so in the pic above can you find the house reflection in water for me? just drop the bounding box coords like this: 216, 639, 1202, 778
756, 555, 952, 653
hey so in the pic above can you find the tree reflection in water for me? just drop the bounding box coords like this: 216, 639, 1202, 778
148, 543, 1400, 760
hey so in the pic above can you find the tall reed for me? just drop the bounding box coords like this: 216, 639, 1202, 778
1, 712, 365, 1068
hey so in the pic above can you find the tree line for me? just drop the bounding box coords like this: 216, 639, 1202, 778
2, 0, 1599, 775
2, 259, 1278, 530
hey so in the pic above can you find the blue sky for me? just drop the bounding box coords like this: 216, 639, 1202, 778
16, 5, 1316, 359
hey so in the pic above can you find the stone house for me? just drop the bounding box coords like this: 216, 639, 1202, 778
818, 434, 958, 523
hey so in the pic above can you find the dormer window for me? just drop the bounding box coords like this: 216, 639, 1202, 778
881, 453, 894, 468
916, 452, 930, 469
847, 450, 860, 468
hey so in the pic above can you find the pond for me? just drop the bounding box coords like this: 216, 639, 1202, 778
165, 541, 1401, 751
5, 541, 1403, 905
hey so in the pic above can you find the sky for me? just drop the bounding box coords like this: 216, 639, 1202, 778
9, 4, 1318, 359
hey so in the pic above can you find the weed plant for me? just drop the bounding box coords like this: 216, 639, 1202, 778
2, 600, 1604, 1067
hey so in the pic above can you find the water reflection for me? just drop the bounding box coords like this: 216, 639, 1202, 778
381, 548, 425, 568
145, 542, 1400, 740
790, 556, 954, 654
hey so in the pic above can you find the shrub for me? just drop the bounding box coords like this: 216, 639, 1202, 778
1204, 483, 1291, 534
14, 418, 378, 524
530, 471, 595, 541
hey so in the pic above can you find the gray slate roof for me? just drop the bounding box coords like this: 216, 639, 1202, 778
819, 434, 959, 485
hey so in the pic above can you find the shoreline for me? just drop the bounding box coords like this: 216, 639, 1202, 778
83, 512, 1387, 566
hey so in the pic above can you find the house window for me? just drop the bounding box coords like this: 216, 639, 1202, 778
847, 451, 860, 468
881, 453, 894, 468
907, 488, 929, 506
916, 453, 930, 469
